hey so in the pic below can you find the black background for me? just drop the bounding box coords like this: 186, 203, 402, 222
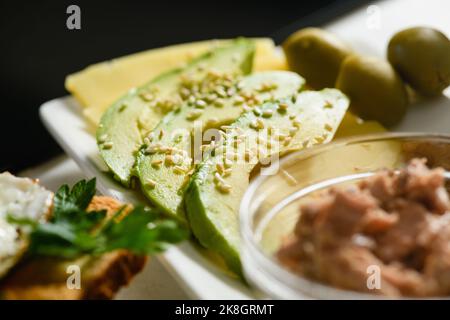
0, 0, 366, 173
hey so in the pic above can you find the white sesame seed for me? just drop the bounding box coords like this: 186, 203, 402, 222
102, 142, 113, 149
173, 166, 185, 175
216, 183, 232, 194
214, 99, 225, 108
216, 163, 224, 174
214, 172, 225, 184
196, 100, 207, 108
278, 103, 288, 112
146, 179, 157, 189
262, 109, 273, 118
224, 158, 233, 168
118, 103, 128, 112
98, 134, 109, 143
289, 127, 298, 136
186, 109, 203, 120
256, 118, 265, 129
223, 168, 232, 177
323, 100, 333, 109
253, 107, 262, 116
151, 159, 163, 168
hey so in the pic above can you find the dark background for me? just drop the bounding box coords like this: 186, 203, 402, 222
0, 0, 367, 173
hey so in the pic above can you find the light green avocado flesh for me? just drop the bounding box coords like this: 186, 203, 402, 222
136, 71, 305, 218
97, 39, 255, 186
185, 89, 349, 274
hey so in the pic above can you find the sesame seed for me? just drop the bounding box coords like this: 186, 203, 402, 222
227, 88, 236, 96
292, 119, 301, 128
244, 150, 252, 161
289, 127, 298, 136
302, 140, 310, 148
314, 136, 325, 144
324, 123, 333, 132
253, 107, 262, 116
165, 155, 174, 166
216, 88, 227, 98
275, 133, 288, 141
206, 118, 219, 126
173, 166, 185, 175
98, 134, 109, 143
186, 109, 203, 120
206, 93, 218, 102
146, 179, 157, 189
159, 129, 164, 139
145, 93, 156, 102
180, 88, 191, 99
223, 168, 232, 177
118, 103, 128, 112
188, 95, 196, 105
278, 103, 289, 112
256, 118, 265, 129
102, 142, 113, 150
324, 100, 333, 109
233, 96, 245, 105
146, 145, 159, 154
214, 99, 225, 108
216, 163, 224, 174
151, 159, 163, 168
195, 100, 207, 108
216, 183, 232, 194
224, 158, 233, 168
214, 172, 225, 184
283, 136, 292, 146
262, 109, 273, 118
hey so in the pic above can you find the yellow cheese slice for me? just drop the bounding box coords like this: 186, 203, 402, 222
335, 111, 386, 138
65, 38, 287, 125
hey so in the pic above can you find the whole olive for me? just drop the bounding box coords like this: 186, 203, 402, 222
336, 55, 409, 127
388, 27, 450, 96
283, 27, 352, 89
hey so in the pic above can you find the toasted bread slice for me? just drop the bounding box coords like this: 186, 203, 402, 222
0, 196, 147, 300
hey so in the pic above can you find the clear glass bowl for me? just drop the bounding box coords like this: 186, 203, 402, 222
240, 133, 450, 299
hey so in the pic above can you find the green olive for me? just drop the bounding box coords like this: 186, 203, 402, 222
388, 27, 450, 96
336, 55, 408, 127
283, 27, 352, 89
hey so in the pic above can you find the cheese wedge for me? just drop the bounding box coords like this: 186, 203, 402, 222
335, 111, 386, 139
65, 38, 286, 125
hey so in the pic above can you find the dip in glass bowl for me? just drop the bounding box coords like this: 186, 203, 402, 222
240, 133, 450, 299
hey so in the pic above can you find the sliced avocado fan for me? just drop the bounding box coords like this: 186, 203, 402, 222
97, 38, 255, 186
135, 71, 305, 218
185, 89, 349, 274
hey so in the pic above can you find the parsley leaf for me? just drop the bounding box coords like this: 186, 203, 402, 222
9, 179, 187, 258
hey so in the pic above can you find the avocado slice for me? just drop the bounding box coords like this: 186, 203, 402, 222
97, 39, 255, 186
185, 89, 349, 274
135, 71, 305, 218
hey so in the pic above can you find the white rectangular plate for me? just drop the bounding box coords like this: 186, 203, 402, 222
40, 0, 450, 299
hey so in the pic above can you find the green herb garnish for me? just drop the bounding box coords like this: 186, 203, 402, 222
8, 179, 187, 258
